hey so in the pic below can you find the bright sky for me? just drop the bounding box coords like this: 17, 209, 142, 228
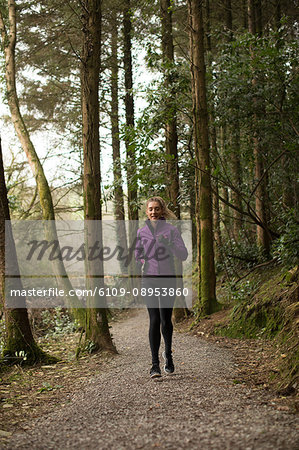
1, 43, 156, 191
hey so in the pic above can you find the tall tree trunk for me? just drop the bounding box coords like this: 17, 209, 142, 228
231, 124, 243, 239
110, 10, 128, 275
111, 17, 125, 223
275, 0, 281, 30
222, 185, 231, 238
248, 0, 256, 33
160, 0, 185, 320
81, 0, 115, 352
242, 0, 248, 29
222, 0, 243, 239
206, 0, 223, 264
223, 0, 233, 39
189, 25, 201, 293
186, 135, 197, 258
0, 139, 48, 363
213, 181, 223, 263
188, 0, 220, 315
255, 0, 263, 35
195, 158, 201, 283
160, 0, 180, 218
210, 114, 222, 263
0, 0, 85, 325
123, 0, 138, 289
123, 0, 138, 222
248, 0, 271, 255
219, 125, 231, 237
281, 155, 295, 211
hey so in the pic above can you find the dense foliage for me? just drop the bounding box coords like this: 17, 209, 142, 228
1, 0, 298, 298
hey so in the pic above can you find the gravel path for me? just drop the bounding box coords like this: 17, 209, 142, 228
6, 309, 299, 449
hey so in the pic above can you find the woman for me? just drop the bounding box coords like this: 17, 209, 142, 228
135, 196, 188, 378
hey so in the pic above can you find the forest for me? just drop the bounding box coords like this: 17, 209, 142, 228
0, 0, 298, 447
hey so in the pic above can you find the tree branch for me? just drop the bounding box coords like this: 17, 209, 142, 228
232, 258, 279, 286
191, 161, 280, 238
248, 148, 288, 201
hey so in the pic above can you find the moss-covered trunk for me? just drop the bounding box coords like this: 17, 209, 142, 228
81, 0, 115, 353
188, 0, 220, 315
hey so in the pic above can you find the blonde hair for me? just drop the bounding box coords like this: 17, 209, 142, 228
146, 196, 177, 219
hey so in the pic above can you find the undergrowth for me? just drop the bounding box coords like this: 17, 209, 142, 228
215, 264, 299, 389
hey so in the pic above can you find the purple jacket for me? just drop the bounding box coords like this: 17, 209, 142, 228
135, 218, 188, 276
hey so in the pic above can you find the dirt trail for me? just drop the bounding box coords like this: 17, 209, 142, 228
5, 309, 299, 449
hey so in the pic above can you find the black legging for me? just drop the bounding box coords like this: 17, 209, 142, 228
142, 277, 176, 365
147, 307, 174, 365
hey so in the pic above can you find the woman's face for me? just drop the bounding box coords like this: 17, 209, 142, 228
146, 201, 163, 221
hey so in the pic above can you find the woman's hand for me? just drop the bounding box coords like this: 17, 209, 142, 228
157, 234, 172, 249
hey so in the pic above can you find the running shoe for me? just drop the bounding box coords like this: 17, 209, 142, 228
150, 364, 162, 378
162, 351, 174, 374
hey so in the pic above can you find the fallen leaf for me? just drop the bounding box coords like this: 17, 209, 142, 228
0, 430, 12, 437
277, 405, 290, 411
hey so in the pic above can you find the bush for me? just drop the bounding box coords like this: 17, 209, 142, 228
272, 211, 299, 268
30, 308, 77, 337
